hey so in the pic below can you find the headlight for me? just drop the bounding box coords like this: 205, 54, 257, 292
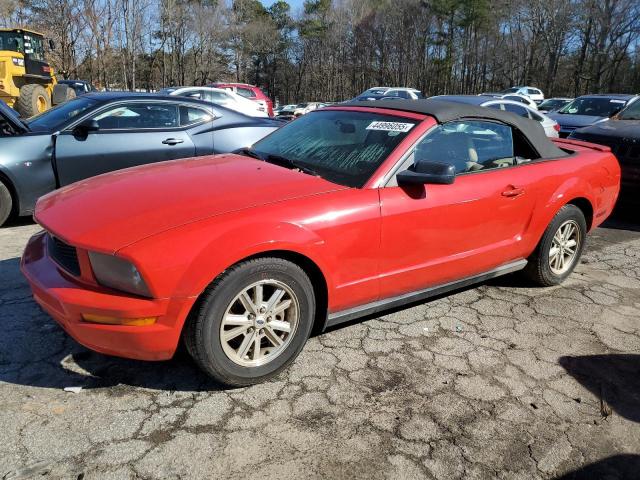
11, 57, 24, 66
88, 251, 152, 297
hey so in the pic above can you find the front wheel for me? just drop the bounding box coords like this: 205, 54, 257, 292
0, 181, 13, 227
524, 204, 587, 286
184, 257, 315, 386
17, 84, 51, 117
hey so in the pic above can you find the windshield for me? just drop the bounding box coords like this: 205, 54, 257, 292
539, 99, 568, 110
558, 97, 627, 117
500, 87, 521, 94
617, 100, 640, 120
26, 97, 99, 129
252, 110, 418, 188
296, 103, 308, 108
360, 89, 388, 96
0, 31, 24, 53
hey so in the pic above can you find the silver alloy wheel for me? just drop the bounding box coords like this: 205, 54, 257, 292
549, 219, 581, 275
219, 279, 299, 367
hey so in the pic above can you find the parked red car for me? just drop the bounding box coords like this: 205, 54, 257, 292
209, 82, 274, 117
21, 100, 620, 386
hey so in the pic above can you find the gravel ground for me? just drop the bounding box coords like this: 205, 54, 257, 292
1, 215, 639, 480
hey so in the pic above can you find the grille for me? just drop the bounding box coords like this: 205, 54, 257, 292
47, 234, 81, 276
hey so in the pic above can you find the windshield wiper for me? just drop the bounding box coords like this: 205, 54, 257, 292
264, 154, 320, 177
233, 147, 263, 160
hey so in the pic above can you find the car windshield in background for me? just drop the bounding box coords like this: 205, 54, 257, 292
558, 97, 626, 117
500, 87, 521, 94
617, 100, 640, 120
539, 99, 568, 110
362, 89, 388, 96
252, 110, 417, 188
26, 97, 99, 130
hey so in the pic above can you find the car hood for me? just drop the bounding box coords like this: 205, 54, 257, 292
0, 100, 28, 133
547, 113, 606, 128
35, 154, 347, 253
571, 120, 640, 140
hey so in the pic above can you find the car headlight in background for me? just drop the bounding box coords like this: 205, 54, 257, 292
88, 251, 152, 297
11, 57, 24, 66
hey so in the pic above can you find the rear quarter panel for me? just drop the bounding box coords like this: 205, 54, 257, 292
212, 125, 279, 153
519, 140, 620, 256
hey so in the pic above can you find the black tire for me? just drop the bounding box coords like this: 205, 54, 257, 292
184, 257, 315, 386
0, 181, 12, 227
16, 84, 50, 117
523, 204, 587, 286
52, 84, 76, 105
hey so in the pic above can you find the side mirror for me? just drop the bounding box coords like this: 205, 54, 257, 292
73, 119, 99, 137
49, 39, 55, 50
397, 161, 455, 186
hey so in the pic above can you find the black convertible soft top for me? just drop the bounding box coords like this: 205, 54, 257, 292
342, 99, 568, 159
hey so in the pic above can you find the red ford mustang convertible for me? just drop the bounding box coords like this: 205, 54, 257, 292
21, 100, 620, 386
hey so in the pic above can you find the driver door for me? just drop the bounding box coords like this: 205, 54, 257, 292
54, 101, 197, 186
377, 120, 537, 299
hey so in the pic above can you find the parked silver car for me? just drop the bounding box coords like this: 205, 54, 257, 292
0, 93, 282, 226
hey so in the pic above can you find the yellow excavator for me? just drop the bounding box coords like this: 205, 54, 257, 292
0, 28, 75, 117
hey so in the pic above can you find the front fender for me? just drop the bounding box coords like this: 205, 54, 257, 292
119, 216, 334, 300
0, 135, 56, 215
185, 220, 333, 297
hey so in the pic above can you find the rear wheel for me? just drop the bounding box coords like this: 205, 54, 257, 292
17, 84, 50, 117
0, 181, 13, 227
184, 257, 315, 386
524, 205, 587, 286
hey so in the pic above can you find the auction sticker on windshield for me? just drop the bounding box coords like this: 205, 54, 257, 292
366, 121, 414, 132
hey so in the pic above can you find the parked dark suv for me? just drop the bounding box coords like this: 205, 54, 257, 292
570, 97, 640, 207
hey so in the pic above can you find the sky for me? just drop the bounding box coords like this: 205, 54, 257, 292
260, 0, 306, 13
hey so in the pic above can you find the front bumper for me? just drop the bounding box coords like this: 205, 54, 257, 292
20, 231, 196, 361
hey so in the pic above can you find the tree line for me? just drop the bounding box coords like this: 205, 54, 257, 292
1, 0, 639, 104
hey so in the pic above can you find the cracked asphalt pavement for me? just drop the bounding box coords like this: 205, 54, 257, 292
1, 215, 639, 479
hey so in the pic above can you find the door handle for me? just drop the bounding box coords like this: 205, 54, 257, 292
162, 138, 184, 145
502, 186, 525, 197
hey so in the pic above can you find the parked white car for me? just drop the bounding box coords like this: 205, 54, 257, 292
433, 95, 560, 137
356, 87, 424, 100
274, 104, 296, 116
168, 87, 268, 117
499, 86, 545, 103
501, 94, 540, 110
480, 92, 539, 110
293, 102, 323, 116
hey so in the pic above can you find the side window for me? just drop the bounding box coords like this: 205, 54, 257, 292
206, 91, 231, 104
412, 120, 516, 174
179, 90, 203, 100
527, 89, 538, 95
92, 103, 179, 130
24, 34, 45, 61
504, 95, 525, 104
179, 106, 213, 126
529, 111, 543, 122
503, 103, 529, 118
236, 88, 256, 98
